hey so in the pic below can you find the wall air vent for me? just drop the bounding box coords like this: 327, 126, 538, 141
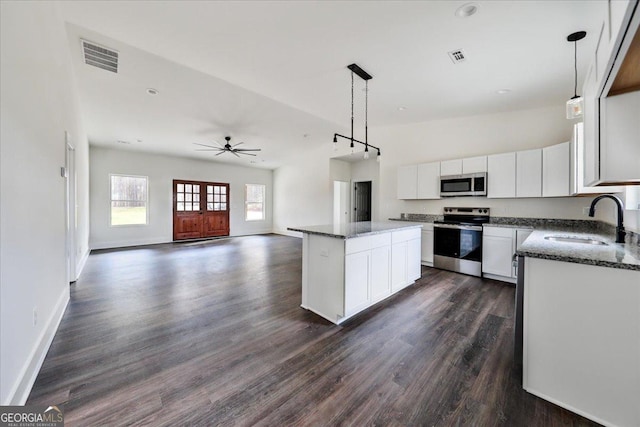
447, 49, 467, 64
81, 40, 118, 73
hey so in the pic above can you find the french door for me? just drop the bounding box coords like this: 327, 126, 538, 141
173, 180, 230, 240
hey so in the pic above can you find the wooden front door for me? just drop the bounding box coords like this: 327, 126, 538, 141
173, 180, 230, 240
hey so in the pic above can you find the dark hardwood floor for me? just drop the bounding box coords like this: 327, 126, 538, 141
28, 234, 600, 426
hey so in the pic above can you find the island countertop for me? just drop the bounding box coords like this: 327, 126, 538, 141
287, 221, 422, 239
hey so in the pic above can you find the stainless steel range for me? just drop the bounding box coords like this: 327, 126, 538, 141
433, 207, 490, 277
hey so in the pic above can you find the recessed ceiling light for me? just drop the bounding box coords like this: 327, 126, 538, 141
455, 3, 478, 18
496, 89, 511, 95
146, 88, 159, 95
136, 138, 143, 143
398, 106, 407, 111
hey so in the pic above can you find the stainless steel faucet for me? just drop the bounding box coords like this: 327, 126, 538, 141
588, 194, 626, 243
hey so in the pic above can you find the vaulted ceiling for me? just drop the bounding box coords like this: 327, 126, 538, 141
58, 1, 603, 168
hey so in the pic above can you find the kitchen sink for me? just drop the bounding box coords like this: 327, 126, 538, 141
544, 235, 608, 246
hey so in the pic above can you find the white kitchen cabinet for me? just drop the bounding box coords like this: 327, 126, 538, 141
516, 149, 542, 198
391, 228, 421, 292
397, 165, 417, 199
370, 245, 391, 302
482, 226, 515, 279
483, 226, 532, 283
581, 1, 639, 186
407, 237, 421, 281
524, 257, 640, 427
420, 223, 434, 266
600, 91, 640, 184
487, 152, 516, 198
344, 250, 370, 315
440, 159, 463, 176
462, 156, 487, 173
542, 141, 571, 197
416, 162, 441, 199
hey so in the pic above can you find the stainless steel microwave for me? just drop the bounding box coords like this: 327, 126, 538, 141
440, 172, 487, 197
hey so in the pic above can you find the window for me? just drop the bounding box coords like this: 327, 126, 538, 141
245, 184, 265, 221
110, 174, 148, 226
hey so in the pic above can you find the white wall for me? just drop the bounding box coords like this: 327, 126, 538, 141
90, 147, 273, 249
273, 144, 334, 236
1, 1, 90, 404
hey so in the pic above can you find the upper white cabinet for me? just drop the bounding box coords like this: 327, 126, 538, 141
542, 142, 571, 197
416, 162, 441, 199
600, 91, 640, 184
516, 149, 542, 198
487, 152, 516, 198
397, 165, 417, 199
462, 156, 487, 173
440, 159, 463, 176
582, 1, 639, 186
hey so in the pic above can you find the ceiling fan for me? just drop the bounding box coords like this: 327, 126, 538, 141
194, 136, 261, 157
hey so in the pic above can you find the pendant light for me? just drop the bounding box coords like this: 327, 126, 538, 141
333, 63, 381, 160
566, 31, 587, 119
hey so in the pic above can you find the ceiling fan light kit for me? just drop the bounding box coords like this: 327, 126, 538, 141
566, 30, 587, 119
333, 63, 381, 161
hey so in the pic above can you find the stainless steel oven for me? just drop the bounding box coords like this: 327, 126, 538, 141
433, 207, 489, 277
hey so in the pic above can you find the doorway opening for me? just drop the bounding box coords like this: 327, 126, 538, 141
65, 132, 77, 283
354, 181, 372, 222
173, 180, 230, 240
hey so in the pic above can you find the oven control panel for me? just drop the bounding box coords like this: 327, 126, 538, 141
443, 207, 490, 215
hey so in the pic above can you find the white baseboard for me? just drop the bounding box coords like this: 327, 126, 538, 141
4, 289, 69, 405
90, 237, 168, 250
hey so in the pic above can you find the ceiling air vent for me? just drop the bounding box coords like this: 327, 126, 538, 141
81, 40, 118, 73
447, 49, 467, 64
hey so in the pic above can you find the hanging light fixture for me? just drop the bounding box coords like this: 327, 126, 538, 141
566, 31, 587, 119
333, 63, 381, 160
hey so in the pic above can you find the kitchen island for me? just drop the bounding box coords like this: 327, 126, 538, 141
287, 222, 422, 324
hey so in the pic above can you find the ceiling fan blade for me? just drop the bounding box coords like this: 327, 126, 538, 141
234, 148, 261, 152
231, 151, 240, 158
195, 149, 225, 151
193, 142, 220, 149
231, 142, 244, 147
215, 151, 226, 156
237, 152, 257, 156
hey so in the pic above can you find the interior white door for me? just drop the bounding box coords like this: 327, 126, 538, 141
333, 181, 350, 225
65, 132, 77, 283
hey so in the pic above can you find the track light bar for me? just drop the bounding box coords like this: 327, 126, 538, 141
333, 133, 380, 156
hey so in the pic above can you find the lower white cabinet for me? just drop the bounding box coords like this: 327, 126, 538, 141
345, 250, 371, 315
421, 223, 434, 266
370, 245, 391, 301
524, 257, 640, 427
482, 227, 515, 278
482, 226, 532, 283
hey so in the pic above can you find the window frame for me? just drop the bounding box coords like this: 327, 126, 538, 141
109, 173, 149, 227
245, 183, 266, 221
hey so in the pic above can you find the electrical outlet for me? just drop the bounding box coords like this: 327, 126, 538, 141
33, 308, 38, 326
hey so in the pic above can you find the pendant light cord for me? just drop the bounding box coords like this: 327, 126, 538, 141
365, 80, 368, 149
350, 71, 354, 147
573, 40, 578, 98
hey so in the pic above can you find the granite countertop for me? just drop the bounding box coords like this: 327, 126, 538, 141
288, 221, 422, 239
517, 229, 640, 271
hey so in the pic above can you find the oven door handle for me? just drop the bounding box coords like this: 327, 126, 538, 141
434, 224, 483, 231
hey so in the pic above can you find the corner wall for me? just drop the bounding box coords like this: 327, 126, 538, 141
89, 147, 273, 249
1, 1, 90, 404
